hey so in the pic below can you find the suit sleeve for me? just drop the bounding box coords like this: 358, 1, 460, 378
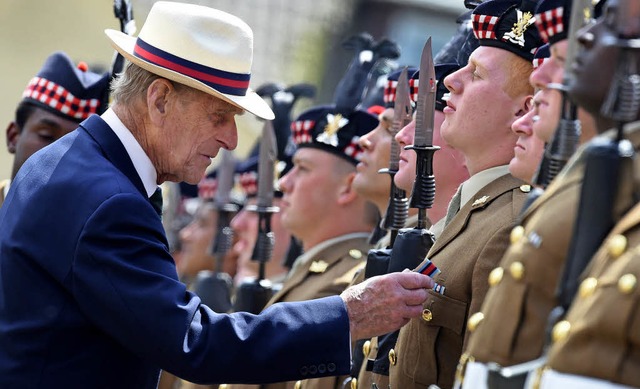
72, 193, 351, 384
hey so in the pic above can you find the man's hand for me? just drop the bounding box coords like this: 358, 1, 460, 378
340, 270, 434, 340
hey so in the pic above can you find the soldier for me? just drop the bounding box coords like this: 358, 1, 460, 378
387, 0, 544, 387
394, 65, 471, 230
353, 64, 470, 389
353, 67, 421, 246
1, 51, 109, 208
455, 1, 606, 388
508, 45, 549, 183
533, 0, 640, 386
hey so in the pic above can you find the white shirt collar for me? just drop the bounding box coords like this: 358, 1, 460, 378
101, 108, 158, 197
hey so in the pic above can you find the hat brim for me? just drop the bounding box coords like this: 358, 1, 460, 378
105, 29, 275, 120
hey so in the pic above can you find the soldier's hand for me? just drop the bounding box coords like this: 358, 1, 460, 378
340, 270, 434, 340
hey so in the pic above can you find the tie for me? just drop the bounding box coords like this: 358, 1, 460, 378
150, 187, 163, 216
443, 185, 462, 227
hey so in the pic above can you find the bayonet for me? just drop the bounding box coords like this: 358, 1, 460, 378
211, 149, 239, 265
407, 38, 440, 229
245, 121, 280, 279
378, 68, 411, 245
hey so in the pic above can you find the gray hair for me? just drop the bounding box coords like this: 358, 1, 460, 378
110, 61, 191, 105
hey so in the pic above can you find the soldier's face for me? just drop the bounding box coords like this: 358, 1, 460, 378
277, 148, 354, 241
569, 0, 621, 118
510, 94, 543, 183
529, 40, 567, 143
178, 204, 218, 278
353, 108, 393, 207
6, 107, 79, 180
441, 47, 524, 174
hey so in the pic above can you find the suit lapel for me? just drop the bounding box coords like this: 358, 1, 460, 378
428, 174, 523, 257
79, 115, 147, 198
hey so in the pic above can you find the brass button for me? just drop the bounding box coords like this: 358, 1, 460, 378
294, 380, 302, 389
350, 378, 358, 389
520, 184, 531, 193
349, 249, 363, 259
219, 385, 228, 389
422, 308, 433, 322
552, 320, 571, 343
579, 277, 598, 298
388, 348, 397, 365
488, 267, 504, 286
362, 340, 371, 357
618, 274, 637, 294
467, 312, 484, 332
509, 261, 525, 281
510, 226, 525, 244
608, 235, 627, 258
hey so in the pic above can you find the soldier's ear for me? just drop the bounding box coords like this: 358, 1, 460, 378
6, 122, 19, 154
515, 94, 534, 118
336, 171, 359, 206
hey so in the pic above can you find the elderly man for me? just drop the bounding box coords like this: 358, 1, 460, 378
387, 0, 544, 387
0, 2, 434, 387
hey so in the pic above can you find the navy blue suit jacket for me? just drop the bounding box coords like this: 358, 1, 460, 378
0, 115, 350, 388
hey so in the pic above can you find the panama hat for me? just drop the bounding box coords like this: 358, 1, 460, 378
105, 1, 274, 120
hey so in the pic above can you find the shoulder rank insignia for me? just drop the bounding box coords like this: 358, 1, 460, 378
472, 195, 490, 207
316, 113, 348, 147
309, 260, 329, 273
503, 10, 535, 47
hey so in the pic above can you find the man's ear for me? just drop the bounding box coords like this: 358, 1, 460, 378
147, 79, 175, 123
515, 94, 534, 118
336, 171, 359, 206
6, 122, 19, 154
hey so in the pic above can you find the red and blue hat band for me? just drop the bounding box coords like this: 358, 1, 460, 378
134, 38, 250, 96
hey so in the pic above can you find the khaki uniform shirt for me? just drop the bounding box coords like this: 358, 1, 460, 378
228, 233, 371, 389
543, 123, 640, 387
462, 123, 640, 371
389, 172, 528, 389
546, 200, 640, 386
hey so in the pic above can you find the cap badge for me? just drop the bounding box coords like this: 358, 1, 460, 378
503, 10, 535, 47
316, 113, 348, 147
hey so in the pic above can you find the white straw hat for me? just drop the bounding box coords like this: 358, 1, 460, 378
105, 1, 274, 120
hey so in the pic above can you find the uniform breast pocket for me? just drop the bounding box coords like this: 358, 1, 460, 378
399, 290, 468, 385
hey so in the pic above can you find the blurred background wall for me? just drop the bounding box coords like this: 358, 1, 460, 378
0, 0, 466, 180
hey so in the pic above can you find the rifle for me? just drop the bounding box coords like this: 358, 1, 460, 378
359, 39, 442, 386
390, 38, 439, 274
233, 121, 279, 314
363, 68, 412, 279
191, 149, 238, 313
111, 0, 136, 81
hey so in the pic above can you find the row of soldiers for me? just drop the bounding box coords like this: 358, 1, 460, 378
0, 0, 638, 388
